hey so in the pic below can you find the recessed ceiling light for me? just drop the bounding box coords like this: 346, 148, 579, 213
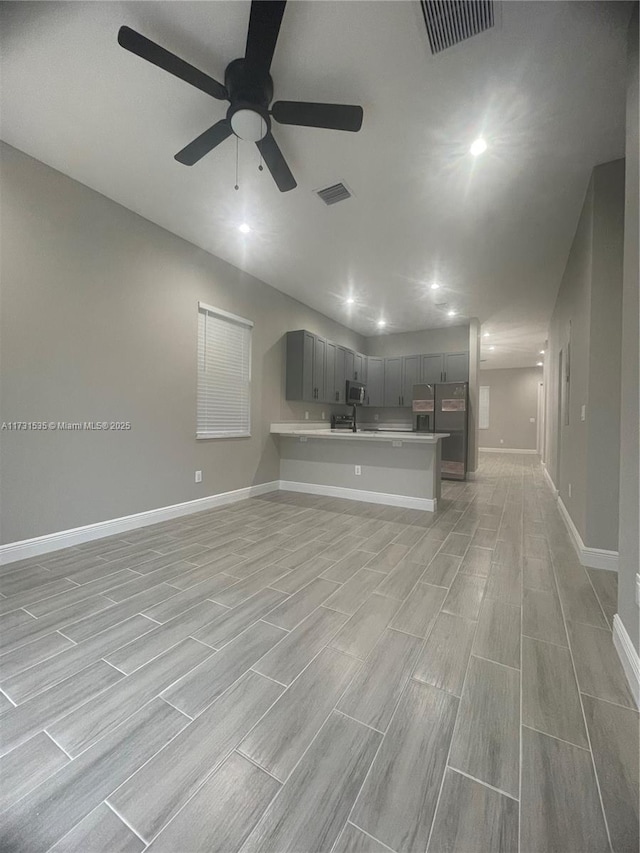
377, 319, 386, 328
345, 297, 355, 305
539, 349, 545, 355
431, 283, 440, 290
489, 346, 495, 351
483, 332, 490, 338
470, 138, 487, 157
537, 361, 544, 366
238, 223, 251, 234
447, 310, 457, 317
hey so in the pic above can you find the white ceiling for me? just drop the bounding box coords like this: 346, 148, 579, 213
0, 1, 630, 368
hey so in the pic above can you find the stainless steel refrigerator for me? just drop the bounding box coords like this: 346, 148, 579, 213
434, 382, 468, 480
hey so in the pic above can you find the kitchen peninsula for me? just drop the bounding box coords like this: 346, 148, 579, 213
271, 424, 449, 511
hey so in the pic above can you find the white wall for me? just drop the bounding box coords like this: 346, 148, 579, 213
479, 367, 542, 451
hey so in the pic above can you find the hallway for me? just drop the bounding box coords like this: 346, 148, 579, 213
0, 452, 637, 852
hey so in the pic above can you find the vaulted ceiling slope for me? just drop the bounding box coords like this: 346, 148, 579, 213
0, 1, 631, 368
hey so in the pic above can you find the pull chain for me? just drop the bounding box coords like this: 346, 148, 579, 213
234, 136, 239, 190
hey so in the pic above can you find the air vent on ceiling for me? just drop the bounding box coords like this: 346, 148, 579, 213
420, 0, 495, 55
315, 182, 353, 206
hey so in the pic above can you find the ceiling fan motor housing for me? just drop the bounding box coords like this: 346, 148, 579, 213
225, 57, 272, 140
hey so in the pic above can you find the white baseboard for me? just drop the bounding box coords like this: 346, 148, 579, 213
279, 480, 437, 512
479, 447, 538, 455
0, 481, 280, 566
557, 497, 619, 572
613, 614, 640, 708
542, 462, 559, 498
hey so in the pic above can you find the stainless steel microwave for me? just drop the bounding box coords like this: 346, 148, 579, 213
346, 380, 366, 405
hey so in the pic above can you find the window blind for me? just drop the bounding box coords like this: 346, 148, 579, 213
197, 302, 253, 439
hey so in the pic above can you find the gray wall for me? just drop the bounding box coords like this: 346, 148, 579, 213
585, 161, 625, 551
279, 437, 441, 503
467, 319, 481, 472
479, 367, 542, 451
544, 158, 625, 553
617, 7, 639, 654
545, 176, 593, 543
0, 143, 365, 544
364, 325, 469, 357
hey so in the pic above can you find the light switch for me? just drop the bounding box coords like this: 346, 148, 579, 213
529, 417, 535, 423
581, 405, 586, 421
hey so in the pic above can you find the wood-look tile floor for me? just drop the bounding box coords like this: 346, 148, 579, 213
1, 453, 638, 852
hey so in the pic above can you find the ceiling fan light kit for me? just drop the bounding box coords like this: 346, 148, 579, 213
117, 0, 364, 192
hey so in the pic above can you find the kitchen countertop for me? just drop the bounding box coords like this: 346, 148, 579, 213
271, 426, 449, 443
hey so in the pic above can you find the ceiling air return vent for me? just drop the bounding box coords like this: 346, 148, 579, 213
315, 182, 353, 206
420, 0, 495, 55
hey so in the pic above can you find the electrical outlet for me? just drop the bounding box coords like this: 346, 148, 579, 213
568, 483, 572, 498
374, 414, 379, 421
321, 411, 325, 420
300, 436, 307, 443
355, 465, 362, 475
392, 440, 403, 447
195, 470, 202, 484
529, 417, 535, 423
304, 411, 309, 420
500, 438, 504, 444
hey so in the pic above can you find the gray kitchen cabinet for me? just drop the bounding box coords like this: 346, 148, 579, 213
365, 357, 384, 407
443, 351, 469, 382
422, 353, 445, 384
335, 346, 347, 404
313, 336, 327, 401
286, 329, 469, 406
345, 349, 355, 383
325, 341, 337, 403
384, 357, 403, 407
402, 355, 421, 406
354, 352, 366, 383
286, 330, 316, 402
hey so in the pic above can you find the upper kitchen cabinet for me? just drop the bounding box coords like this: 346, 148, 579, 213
402, 355, 421, 406
313, 336, 327, 401
286, 329, 469, 406
365, 357, 384, 407
325, 341, 337, 403
334, 345, 348, 404
286, 330, 329, 402
353, 352, 366, 383
383, 357, 403, 407
286, 330, 316, 402
443, 351, 469, 382
420, 352, 469, 383
421, 353, 444, 384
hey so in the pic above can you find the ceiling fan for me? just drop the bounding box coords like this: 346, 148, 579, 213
118, 0, 364, 192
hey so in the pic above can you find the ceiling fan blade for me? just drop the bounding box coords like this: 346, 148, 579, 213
256, 132, 297, 192
118, 26, 228, 101
245, 0, 287, 73
175, 120, 233, 165
271, 101, 364, 132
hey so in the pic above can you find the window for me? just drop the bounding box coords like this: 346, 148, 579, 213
479, 385, 490, 429
197, 302, 253, 439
